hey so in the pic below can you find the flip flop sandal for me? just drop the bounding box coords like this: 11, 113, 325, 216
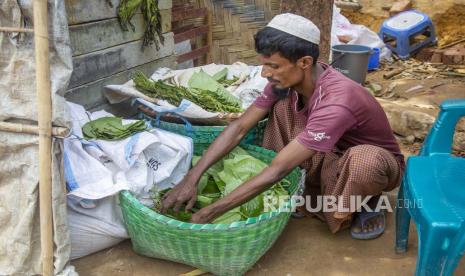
350, 209, 386, 240
291, 209, 306, 219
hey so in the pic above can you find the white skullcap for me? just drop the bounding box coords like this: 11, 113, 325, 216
267, 13, 320, 45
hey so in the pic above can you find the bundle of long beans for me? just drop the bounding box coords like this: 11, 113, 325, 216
133, 72, 243, 113
117, 0, 164, 50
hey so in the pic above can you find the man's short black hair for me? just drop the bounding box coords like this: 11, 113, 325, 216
254, 27, 319, 64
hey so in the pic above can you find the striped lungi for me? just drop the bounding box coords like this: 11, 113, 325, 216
262, 97, 404, 233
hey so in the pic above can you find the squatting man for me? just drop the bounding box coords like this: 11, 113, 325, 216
162, 13, 405, 240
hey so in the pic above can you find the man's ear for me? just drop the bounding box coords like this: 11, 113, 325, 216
298, 56, 313, 70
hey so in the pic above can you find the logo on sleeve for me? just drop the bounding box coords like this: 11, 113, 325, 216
308, 131, 331, 142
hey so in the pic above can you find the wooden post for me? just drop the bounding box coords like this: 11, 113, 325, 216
32, 0, 54, 275
280, 0, 334, 63
206, 11, 213, 64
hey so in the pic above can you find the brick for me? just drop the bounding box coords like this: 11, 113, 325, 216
453, 54, 464, 64
430, 51, 444, 63
442, 53, 454, 65
443, 47, 465, 65
390, 0, 413, 16
414, 47, 435, 61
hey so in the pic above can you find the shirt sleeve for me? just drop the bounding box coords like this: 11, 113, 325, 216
296, 105, 357, 152
252, 82, 281, 110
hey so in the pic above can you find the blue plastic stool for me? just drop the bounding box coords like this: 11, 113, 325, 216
379, 10, 437, 59
395, 99, 465, 276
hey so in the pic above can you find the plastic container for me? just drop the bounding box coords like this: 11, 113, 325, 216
368, 47, 380, 71
331, 44, 371, 84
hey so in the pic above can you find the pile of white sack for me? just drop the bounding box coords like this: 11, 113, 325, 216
64, 102, 193, 259
331, 6, 392, 60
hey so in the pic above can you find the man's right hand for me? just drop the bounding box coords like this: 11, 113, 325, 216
160, 173, 199, 214
160, 105, 268, 215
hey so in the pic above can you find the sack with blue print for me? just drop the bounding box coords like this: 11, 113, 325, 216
64, 102, 193, 202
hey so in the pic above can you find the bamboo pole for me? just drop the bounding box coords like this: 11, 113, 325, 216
32, 0, 54, 275
0, 122, 69, 137
0, 26, 34, 33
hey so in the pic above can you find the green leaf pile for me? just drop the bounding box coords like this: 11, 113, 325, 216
82, 117, 147, 140
152, 147, 290, 224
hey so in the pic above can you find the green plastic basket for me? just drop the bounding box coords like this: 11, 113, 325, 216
119, 143, 300, 276
137, 112, 266, 146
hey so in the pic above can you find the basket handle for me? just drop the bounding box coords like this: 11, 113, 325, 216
155, 111, 194, 137
132, 98, 195, 137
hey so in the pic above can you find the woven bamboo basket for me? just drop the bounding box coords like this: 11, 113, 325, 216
119, 143, 300, 275
137, 111, 267, 146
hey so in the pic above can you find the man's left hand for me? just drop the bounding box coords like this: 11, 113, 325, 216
190, 207, 216, 224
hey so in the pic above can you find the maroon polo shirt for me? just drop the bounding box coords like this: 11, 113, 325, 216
253, 63, 404, 167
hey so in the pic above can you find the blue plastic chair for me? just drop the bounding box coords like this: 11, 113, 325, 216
395, 99, 465, 276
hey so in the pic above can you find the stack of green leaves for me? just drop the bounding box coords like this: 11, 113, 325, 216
152, 147, 290, 224
133, 71, 243, 113
82, 117, 147, 141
